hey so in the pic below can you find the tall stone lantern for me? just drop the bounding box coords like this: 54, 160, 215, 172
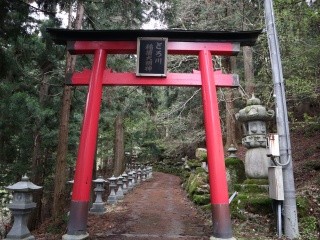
236, 95, 275, 178
5, 175, 42, 240
90, 176, 107, 214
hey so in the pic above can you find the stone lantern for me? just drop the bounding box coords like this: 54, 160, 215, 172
149, 166, 153, 178
131, 170, 136, 187
90, 176, 107, 214
142, 167, 146, 181
227, 144, 237, 158
107, 176, 117, 205
116, 175, 124, 200
122, 172, 128, 194
137, 168, 142, 184
5, 175, 42, 240
236, 95, 274, 178
146, 166, 150, 179
127, 171, 133, 191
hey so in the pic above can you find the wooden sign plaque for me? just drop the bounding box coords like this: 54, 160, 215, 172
136, 37, 168, 77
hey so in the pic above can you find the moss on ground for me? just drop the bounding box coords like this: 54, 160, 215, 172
186, 159, 202, 169
200, 203, 211, 211
226, 157, 246, 192
230, 193, 272, 216
185, 172, 208, 196
195, 148, 207, 162
243, 178, 269, 185
234, 183, 268, 194
296, 195, 310, 218
299, 216, 319, 239
192, 194, 210, 205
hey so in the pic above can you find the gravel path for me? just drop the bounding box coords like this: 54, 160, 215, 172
88, 172, 211, 240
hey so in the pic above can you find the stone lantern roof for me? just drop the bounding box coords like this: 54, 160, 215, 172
236, 95, 274, 122
108, 175, 117, 182
93, 176, 107, 183
5, 175, 42, 192
247, 95, 261, 105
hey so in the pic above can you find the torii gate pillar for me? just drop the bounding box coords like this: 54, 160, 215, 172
64, 49, 106, 240
47, 28, 261, 240
199, 50, 233, 238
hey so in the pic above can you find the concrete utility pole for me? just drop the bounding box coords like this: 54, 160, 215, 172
264, 0, 299, 238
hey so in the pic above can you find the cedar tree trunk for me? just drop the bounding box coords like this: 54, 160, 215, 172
52, 1, 84, 222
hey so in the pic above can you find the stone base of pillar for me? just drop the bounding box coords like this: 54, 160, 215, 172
62, 233, 89, 240
211, 204, 233, 238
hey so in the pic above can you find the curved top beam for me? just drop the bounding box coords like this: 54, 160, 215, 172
47, 28, 261, 46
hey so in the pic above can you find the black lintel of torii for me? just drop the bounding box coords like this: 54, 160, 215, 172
47, 28, 262, 46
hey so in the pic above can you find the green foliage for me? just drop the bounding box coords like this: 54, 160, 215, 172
225, 157, 243, 167
273, 0, 320, 119
243, 178, 269, 185
226, 158, 246, 191
230, 193, 272, 216
299, 216, 319, 240
192, 194, 210, 205
185, 172, 208, 197
234, 184, 268, 194
290, 114, 320, 137
46, 212, 69, 234
154, 163, 183, 176
186, 159, 202, 169
303, 159, 320, 171
296, 195, 310, 218
83, 0, 170, 30
0, 0, 69, 208
296, 194, 320, 239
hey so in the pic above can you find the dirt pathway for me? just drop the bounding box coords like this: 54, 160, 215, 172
88, 172, 211, 239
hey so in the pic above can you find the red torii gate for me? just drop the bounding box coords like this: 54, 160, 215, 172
48, 28, 260, 240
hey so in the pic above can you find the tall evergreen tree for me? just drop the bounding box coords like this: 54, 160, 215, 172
52, 0, 84, 224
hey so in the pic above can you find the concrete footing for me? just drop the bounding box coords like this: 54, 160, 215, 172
62, 233, 89, 240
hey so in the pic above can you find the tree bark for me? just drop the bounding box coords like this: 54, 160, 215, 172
224, 57, 238, 149
28, 72, 50, 230
243, 46, 254, 96
52, 1, 84, 223
113, 114, 125, 177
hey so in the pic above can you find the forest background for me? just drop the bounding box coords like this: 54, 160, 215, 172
0, 0, 319, 234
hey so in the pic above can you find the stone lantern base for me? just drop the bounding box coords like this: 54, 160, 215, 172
245, 148, 272, 179
4, 208, 35, 240
89, 202, 106, 215
5, 235, 35, 240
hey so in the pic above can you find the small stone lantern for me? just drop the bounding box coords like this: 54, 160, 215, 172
142, 167, 146, 181
122, 172, 128, 194
131, 170, 136, 187
137, 168, 142, 184
236, 95, 275, 178
107, 176, 117, 205
90, 176, 107, 214
149, 166, 153, 178
5, 175, 42, 240
116, 175, 124, 200
145, 166, 150, 180
227, 144, 238, 158
127, 171, 133, 191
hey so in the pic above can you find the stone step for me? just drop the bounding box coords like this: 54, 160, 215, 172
234, 183, 269, 194
230, 192, 273, 216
